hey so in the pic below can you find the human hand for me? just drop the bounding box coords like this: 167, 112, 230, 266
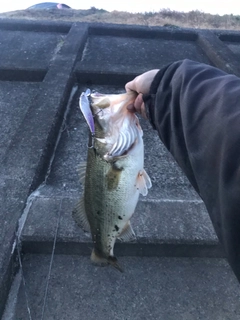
125, 69, 159, 118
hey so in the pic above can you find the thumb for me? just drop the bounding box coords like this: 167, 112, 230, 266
125, 79, 137, 93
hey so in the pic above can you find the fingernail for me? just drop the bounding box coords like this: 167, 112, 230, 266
127, 104, 133, 110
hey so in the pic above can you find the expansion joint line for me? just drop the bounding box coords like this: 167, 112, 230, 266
16, 239, 33, 320
40, 197, 63, 320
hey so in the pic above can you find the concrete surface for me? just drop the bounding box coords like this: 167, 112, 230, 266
77, 35, 210, 75
0, 21, 87, 316
21, 196, 221, 257
1, 19, 240, 318
0, 30, 66, 70
218, 31, 240, 61
3, 255, 240, 320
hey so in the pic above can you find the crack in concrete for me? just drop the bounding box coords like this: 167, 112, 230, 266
1, 269, 23, 320
45, 85, 78, 182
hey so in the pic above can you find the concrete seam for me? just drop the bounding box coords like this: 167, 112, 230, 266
44, 85, 78, 183
1, 270, 22, 320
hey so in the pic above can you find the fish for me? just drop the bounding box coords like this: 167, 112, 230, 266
73, 89, 152, 272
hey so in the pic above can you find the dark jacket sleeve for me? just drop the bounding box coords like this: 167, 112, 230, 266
143, 59, 240, 282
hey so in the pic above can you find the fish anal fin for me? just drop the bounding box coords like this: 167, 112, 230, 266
72, 197, 90, 232
118, 221, 135, 242
108, 256, 124, 273
136, 169, 152, 196
77, 162, 87, 184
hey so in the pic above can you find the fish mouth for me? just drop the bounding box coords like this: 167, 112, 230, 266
89, 91, 140, 160
90, 91, 138, 131
91, 92, 105, 97
90, 91, 137, 112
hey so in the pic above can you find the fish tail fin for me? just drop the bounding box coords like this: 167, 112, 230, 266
108, 256, 124, 273
90, 250, 123, 273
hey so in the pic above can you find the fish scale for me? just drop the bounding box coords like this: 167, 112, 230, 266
85, 150, 128, 253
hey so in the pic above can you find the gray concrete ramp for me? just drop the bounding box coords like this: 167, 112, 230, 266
4, 255, 240, 320
1, 19, 240, 319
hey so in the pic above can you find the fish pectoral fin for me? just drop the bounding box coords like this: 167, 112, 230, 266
142, 168, 152, 189
106, 165, 123, 190
136, 169, 152, 196
77, 162, 87, 184
118, 221, 136, 242
72, 197, 90, 232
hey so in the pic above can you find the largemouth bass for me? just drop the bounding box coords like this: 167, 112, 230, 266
73, 90, 152, 272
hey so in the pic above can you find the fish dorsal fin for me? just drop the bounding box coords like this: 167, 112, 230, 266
72, 197, 90, 232
118, 221, 136, 242
77, 162, 87, 184
136, 169, 152, 196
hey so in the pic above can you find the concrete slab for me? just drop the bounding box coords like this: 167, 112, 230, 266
77, 35, 210, 75
0, 30, 66, 70
0, 18, 72, 33
0, 23, 88, 316
21, 194, 221, 258
0, 82, 39, 159
4, 254, 240, 320
197, 30, 240, 76
224, 42, 240, 59
218, 32, 240, 60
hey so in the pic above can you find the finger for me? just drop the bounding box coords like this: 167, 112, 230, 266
134, 94, 147, 119
126, 103, 136, 113
140, 102, 147, 119
134, 94, 143, 111
125, 80, 136, 93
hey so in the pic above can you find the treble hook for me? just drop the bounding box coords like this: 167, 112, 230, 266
94, 109, 104, 117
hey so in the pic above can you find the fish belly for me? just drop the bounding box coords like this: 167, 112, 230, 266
84, 147, 141, 259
